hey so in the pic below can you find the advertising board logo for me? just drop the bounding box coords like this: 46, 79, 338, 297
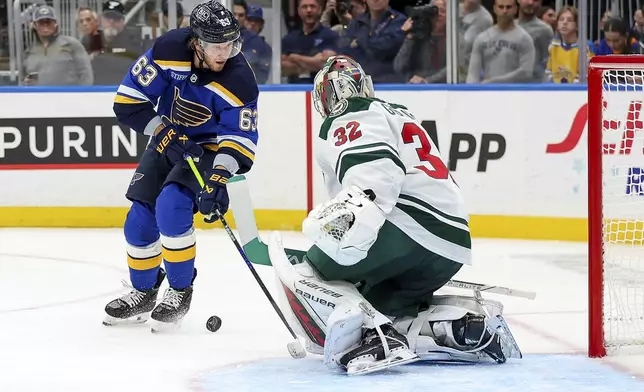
0, 117, 149, 169
546, 100, 643, 155
421, 120, 506, 172
546, 100, 644, 196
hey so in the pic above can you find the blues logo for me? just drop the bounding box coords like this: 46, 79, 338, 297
170, 86, 212, 127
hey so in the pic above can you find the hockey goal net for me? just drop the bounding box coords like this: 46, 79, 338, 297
588, 55, 644, 357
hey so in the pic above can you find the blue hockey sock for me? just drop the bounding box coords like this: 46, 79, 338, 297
124, 201, 162, 291
156, 183, 197, 289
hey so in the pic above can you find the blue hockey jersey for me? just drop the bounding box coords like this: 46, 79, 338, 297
113, 27, 259, 174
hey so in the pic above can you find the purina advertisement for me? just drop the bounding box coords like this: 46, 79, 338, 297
0, 87, 641, 239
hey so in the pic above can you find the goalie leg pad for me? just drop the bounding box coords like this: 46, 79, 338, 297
324, 301, 364, 367
393, 295, 522, 363
268, 231, 391, 364
302, 185, 386, 267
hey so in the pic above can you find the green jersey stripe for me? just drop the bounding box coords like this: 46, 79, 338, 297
399, 194, 469, 227
336, 149, 406, 183
395, 203, 472, 249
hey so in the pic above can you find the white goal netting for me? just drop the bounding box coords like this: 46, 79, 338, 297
601, 70, 644, 353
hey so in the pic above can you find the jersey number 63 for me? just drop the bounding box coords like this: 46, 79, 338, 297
131, 56, 158, 87
239, 108, 258, 132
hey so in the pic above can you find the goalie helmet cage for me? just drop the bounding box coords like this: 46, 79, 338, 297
588, 55, 644, 358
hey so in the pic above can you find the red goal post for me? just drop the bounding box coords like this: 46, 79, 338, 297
588, 55, 644, 358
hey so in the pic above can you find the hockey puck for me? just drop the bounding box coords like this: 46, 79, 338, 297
206, 315, 222, 332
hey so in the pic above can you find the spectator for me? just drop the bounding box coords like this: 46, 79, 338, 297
600, 9, 613, 31
161, 0, 189, 32
246, 4, 266, 34
91, 0, 148, 85
321, 0, 367, 36
233, 1, 272, 84
393, 0, 447, 83
545, 6, 593, 83
77, 7, 103, 56
632, 8, 644, 42
338, 0, 406, 83
537, 6, 555, 32
459, 0, 493, 81
516, 0, 553, 82
595, 17, 642, 55
281, 0, 339, 84
466, 0, 534, 84
24, 5, 93, 86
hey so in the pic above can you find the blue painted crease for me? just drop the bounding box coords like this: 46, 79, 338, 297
198, 355, 644, 392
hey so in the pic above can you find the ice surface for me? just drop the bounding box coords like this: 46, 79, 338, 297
1, 228, 643, 392
198, 355, 644, 392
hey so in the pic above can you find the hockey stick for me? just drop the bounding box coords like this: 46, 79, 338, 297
227, 175, 537, 301
445, 280, 535, 300
184, 156, 306, 359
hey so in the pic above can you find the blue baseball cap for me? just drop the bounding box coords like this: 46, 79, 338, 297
247, 4, 263, 21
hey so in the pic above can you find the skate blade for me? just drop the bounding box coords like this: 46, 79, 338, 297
150, 319, 182, 333
347, 349, 420, 376
102, 312, 151, 326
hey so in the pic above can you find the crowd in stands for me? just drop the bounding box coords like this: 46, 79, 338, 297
7, 0, 644, 86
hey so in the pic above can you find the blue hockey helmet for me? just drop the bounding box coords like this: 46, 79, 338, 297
191, 0, 242, 59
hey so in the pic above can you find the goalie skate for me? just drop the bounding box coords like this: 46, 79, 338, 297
340, 324, 420, 376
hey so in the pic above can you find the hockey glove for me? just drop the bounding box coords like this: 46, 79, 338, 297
197, 167, 231, 222
154, 119, 203, 165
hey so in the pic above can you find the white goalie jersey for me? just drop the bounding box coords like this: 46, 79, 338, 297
316, 97, 471, 265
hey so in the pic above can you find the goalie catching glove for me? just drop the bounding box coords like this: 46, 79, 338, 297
302, 185, 386, 266
197, 166, 231, 221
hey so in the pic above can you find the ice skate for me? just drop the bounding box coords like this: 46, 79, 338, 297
339, 324, 420, 375
453, 314, 507, 363
103, 269, 166, 326
150, 269, 197, 333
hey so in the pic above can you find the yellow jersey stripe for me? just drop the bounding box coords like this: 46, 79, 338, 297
162, 244, 197, 263
218, 140, 255, 161
127, 254, 162, 270
208, 82, 244, 106
114, 94, 146, 104
154, 60, 192, 67
203, 143, 219, 152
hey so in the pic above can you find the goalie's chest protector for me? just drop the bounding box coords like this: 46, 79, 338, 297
315, 97, 472, 265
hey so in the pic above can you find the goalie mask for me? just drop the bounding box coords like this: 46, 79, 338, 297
312, 56, 375, 118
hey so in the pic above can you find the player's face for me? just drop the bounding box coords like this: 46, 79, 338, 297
200, 41, 234, 71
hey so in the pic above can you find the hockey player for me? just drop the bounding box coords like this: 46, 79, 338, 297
103, 0, 259, 331
266, 55, 521, 374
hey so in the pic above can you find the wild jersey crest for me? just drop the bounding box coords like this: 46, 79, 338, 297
170, 86, 213, 127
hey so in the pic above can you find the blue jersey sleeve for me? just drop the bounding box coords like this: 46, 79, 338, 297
112, 46, 176, 135
210, 64, 259, 174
